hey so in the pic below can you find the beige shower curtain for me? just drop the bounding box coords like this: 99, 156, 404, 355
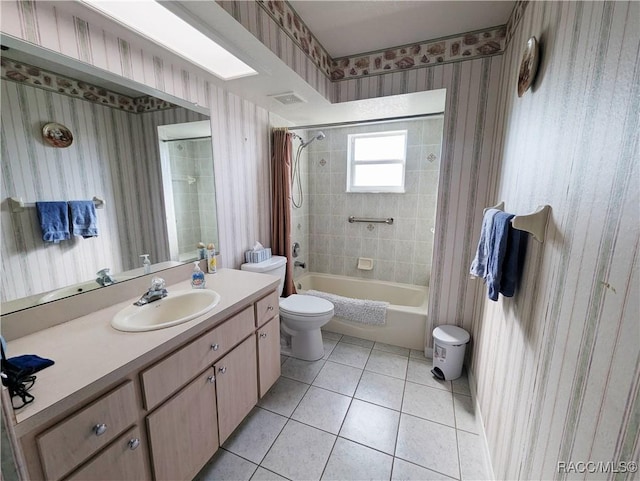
271, 128, 296, 296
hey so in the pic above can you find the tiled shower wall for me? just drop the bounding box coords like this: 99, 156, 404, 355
297, 118, 443, 286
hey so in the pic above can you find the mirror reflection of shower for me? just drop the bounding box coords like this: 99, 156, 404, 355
291, 131, 325, 208
158, 121, 218, 262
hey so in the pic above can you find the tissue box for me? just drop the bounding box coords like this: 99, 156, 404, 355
245, 247, 272, 263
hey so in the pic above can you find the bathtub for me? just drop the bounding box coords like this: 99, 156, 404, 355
295, 273, 428, 351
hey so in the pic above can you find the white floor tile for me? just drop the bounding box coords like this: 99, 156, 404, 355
313, 360, 364, 396
223, 407, 287, 465
355, 370, 405, 411
281, 357, 325, 383
322, 437, 393, 481
402, 381, 455, 427
409, 349, 429, 360
321, 330, 343, 341
322, 338, 339, 360
391, 458, 457, 481
250, 467, 288, 481
339, 399, 400, 455
454, 393, 480, 434
374, 342, 411, 357
406, 359, 452, 391
257, 376, 310, 417
396, 413, 459, 479
452, 374, 472, 396
262, 420, 336, 481
340, 335, 375, 348
291, 386, 352, 434
457, 430, 492, 481
365, 350, 409, 379
327, 342, 372, 369
195, 449, 257, 481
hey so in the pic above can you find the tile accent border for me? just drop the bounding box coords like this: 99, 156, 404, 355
1, 56, 176, 113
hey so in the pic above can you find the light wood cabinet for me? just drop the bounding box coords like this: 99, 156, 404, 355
257, 316, 281, 397
65, 426, 149, 481
146, 368, 218, 481
215, 336, 258, 443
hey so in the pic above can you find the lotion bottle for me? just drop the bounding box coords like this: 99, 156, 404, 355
140, 254, 151, 274
207, 243, 217, 273
191, 262, 205, 289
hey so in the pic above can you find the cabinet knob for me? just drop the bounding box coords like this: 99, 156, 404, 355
218, 366, 227, 374
211, 344, 219, 351
93, 423, 107, 436
207, 375, 215, 383
260, 332, 267, 339
128, 438, 140, 450
267, 305, 274, 311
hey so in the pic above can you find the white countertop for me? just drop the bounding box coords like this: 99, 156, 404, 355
5, 268, 279, 435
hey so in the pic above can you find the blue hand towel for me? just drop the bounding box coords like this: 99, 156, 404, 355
8, 354, 54, 375
500, 226, 528, 297
470, 208, 500, 279
68, 200, 98, 238
486, 211, 515, 301
36, 202, 70, 243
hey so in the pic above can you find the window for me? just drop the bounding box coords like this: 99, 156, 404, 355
347, 131, 407, 193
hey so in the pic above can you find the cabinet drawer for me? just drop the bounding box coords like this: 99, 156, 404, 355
65, 426, 149, 481
37, 381, 137, 481
141, 306, 254, 410
255, 290, 279, 327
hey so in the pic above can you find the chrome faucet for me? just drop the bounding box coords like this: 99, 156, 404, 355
134, 277, 168, 306
96, 268, 116, 287
294, 261, 306, 268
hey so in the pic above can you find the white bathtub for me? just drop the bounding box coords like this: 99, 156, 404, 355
295, 273, 428, 351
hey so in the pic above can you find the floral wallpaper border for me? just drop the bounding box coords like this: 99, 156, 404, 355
257, 0, 332, 76
1, 56, 176, 113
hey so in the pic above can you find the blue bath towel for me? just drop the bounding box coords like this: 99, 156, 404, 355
486, 211, 515, 301
36, 202, 70, 243
68, 200, 98, 238
500, 226, 528, 297
470, 208, 500, 279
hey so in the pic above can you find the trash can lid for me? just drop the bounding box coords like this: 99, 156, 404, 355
433, 325, 470, 345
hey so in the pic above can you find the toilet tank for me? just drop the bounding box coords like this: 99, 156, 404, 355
240, 255, 287, 296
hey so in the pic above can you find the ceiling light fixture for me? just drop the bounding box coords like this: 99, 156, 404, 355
81, 0, 257, 81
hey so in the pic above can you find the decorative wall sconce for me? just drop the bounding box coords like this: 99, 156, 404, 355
517, 36, 540, 97
42, 122, 73, 148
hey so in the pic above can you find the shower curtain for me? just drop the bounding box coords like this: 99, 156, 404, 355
271, 128, 296, 296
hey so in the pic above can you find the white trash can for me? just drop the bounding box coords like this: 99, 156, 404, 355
431, 325, 470, 381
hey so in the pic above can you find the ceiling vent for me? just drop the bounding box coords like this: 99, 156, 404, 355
269, 92, 306, 105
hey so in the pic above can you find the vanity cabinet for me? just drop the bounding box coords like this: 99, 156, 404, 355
146, 369, 218, 481
65, 426, 149, 481
214, 336, 258, 443
4, 275, 280, 481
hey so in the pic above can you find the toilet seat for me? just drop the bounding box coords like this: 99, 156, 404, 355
279, 294, 334, 317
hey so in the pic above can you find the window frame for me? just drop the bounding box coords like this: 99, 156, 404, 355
346, 130, 408, 193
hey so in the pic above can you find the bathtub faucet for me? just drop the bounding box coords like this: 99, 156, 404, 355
294, 261, 306, 269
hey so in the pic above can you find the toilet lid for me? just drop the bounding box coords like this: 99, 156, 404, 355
279, 294, 334, 317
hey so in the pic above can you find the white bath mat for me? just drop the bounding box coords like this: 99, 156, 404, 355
306, 290, 388, 326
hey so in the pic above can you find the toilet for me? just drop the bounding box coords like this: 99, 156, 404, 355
240, 256, 334, 361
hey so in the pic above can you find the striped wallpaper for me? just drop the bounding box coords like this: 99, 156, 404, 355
0, 77, 207, 303
472, 1, 640, 479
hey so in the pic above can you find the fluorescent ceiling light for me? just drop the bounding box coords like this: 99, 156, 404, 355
81, 0, 257, 80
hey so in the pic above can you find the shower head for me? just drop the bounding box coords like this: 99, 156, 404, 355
300, 131, 326, 148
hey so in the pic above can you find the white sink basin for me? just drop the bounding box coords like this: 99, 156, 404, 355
111, 289, 221, 332
38, 276, 135, 304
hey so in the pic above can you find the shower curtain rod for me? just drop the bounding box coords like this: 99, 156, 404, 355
288, 111, 444, 130
161, 136, 211, 142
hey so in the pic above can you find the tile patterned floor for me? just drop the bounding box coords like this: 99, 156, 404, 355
195, 332, 492, 481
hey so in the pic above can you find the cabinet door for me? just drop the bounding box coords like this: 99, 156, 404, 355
65, 426, 149, 481
147, 368, 218, 481
215, 336, 257, 443
257, 316, 281, 397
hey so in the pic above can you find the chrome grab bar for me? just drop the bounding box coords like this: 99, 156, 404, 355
348, 216, 394, 225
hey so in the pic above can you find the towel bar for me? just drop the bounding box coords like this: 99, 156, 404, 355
484, 201, 550, 243
8, 196, 106, 213
348, 216, 394, 225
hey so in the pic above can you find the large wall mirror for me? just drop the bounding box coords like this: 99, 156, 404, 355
0, 39, 218, 314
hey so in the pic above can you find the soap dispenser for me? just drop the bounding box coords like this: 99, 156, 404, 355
191, 262, 205, 289
140, 254, 151, 274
